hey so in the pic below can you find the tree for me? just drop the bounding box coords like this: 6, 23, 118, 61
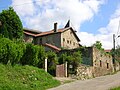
46, 51, 58, 76
0, 37, 25, 65
20, 43, 46, 67
58, 51, 82, 74
115, 46, 120, 59
93, 41, 104, 50
0, 7, 23, 40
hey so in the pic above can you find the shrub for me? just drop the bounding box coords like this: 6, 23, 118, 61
20, 43, 45, 67
58, 51, 82, 74
46, 51, 58, 76
0, 38, 12, 64
0, 38, 24, 65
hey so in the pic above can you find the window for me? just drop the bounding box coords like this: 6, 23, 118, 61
100, 60, 102, 67
70, 41, 71, 44
39, 38, 42, 44
107, 63, 109, 69
73, 42, 75, 45
67, 40, 69, 44
63, 38, 65, 42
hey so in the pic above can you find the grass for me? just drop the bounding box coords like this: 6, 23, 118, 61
0, 63, 60, 90
110, 87, 120, 90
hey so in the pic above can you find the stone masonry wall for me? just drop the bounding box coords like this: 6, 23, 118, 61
92, 47, 114, 77
76, 64, 93, 80
75, 47, 114, 79
23, 34, 33, 43
61, 29, 79, 49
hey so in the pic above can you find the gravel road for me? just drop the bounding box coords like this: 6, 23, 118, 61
48, 72, 120, 90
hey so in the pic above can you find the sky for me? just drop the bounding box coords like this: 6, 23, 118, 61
0, 0, 120, 49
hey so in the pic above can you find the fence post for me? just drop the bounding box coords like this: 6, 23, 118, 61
65, 61, 67, 77
45, 58, 47, 72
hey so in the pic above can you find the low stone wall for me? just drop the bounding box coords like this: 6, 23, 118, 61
76, 65, 93, 80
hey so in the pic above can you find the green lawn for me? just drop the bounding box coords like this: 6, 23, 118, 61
111, 87, 120, 90
0, 64, 60, 90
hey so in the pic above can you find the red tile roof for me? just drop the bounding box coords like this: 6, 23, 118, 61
24, 27, 80, 41
43, 43, 61, 52
104, 50, 111, 53
24, 31, 36, 37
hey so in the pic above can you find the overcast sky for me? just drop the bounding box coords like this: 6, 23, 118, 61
0, 0, 120, 49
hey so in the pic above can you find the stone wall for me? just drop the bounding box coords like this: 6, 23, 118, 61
23, 34, 33, 43
61, 29, 80, 49
38, 33, 61, 48
76, 64, 93, 80
115, 61, 120, 71
75, 47, 114, 79
92, 47, 114, 77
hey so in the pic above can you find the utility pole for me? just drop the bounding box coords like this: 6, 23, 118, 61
113, 34, 115, 64
113, 34, 116, 72
113, 34, 120, 71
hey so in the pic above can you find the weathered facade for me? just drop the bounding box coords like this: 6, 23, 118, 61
23, 22, 80, 51
92, 47, 114, 77
23, 21, 115, 79
80, 47, 114, 77
59, 47, 114, 78
61, 29, 80, 49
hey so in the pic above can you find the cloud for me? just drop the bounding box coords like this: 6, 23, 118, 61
13, 0, 119, 49
11, 0, 104, 31
79, 4, 120, 49
11, 0, 36, 16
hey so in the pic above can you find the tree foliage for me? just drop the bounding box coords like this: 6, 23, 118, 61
0, 7, 23, 40
115, 46, 120, 60
0, 37, 25, 65
58, 51, 82, 74
93, 41, 104, 50
115, 46, 120, 57
0, 37, 45, 66
20, 43, 45, 67
46, 51, 58, 76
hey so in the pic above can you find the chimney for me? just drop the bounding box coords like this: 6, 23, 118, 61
54, 22, 57, 32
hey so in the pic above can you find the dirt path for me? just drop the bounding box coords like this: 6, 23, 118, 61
48, 72, 120, 90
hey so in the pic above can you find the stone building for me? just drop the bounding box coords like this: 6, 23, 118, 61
92, 47, 114, 77
60, 47, 114, 78
24, 21, 80, 51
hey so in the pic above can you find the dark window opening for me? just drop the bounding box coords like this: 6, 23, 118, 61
67, 40, 69, 44
39, 38, 42, 44
73, 42, 75, 45
100, 60, 102, 67
107, 63, 109, 69
63, 38, 65, 42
